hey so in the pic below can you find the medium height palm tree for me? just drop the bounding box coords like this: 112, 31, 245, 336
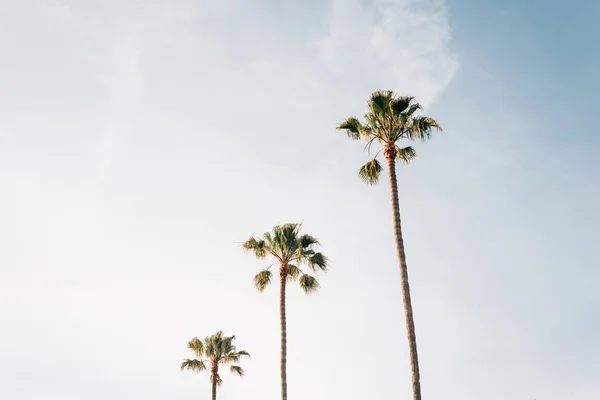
337, 90, 442, 400
243, 223, 328, 400
180, 331, 250, 400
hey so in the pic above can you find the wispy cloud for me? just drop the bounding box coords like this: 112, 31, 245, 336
317, 0, 458, 105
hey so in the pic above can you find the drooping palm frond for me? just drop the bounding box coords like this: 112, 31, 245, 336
221, 349, 250, 365
242, 237, 268, 259
253, 270, 272, 292
236, 350, 250, 358
307, 252, 328, 272
299, 234, 319, 249
287, 265, 300, 282
299, 274, 320, 294
337, 117, 369, 140
358, 158, 382, 185
187, 337, 204, 358
180, 358, 207, 372
407, 116, 442, 142
392, 96, 415, 115
396, 146, 417, 165
403, 103, 422, 119
230, 365, 245, 377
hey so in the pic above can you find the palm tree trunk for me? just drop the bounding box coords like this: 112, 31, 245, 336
279, 267, 288, 400
386, 155, 422, 400
211, 374, 217, 400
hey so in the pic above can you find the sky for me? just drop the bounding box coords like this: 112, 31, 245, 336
1, 0, 599, 399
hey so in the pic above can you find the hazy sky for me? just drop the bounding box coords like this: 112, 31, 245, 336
1, 0, 599, 399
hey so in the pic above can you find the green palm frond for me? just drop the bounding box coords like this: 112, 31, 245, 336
203, 333, 219, 359
236, 350, 250, 358
287, 264, 300, 282
230, 365, 245, 377
280, 223, 301, 253
337, 117, 366, 140
180, 358, 207, 372
261, 232, 273, 247
392, 96, 414, 115
369, 90, 394, 115
396, 146, 417, 165
408, 116, 442, 141
253, 270, 272, 292
221, 347, 249, 364
299, 234, 319, 248
403, 103, 422, 118
307, 252, 328, 272
299, 274, 320, 294
358, 158, 382, 185
242, 237, 267, 259
187, 337, 204, 358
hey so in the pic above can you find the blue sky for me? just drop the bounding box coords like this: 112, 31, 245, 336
1, 1, 598, 399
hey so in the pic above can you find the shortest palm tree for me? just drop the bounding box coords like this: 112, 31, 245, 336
180, 331, 250, 400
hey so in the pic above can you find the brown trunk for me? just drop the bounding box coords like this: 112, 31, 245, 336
279, 265, 288, 400
211, 364, 218, 400
386, 152, 422, 400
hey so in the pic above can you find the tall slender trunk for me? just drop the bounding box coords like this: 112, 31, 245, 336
386, 154, 422, 400
279, 266, 288, 400
211, 373, 217, 400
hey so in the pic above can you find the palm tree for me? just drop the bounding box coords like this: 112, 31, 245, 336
337, 90, 442, 400
180, 331, 250, 400
243, 223, 328, 400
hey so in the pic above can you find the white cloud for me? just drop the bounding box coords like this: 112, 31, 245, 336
317, 0, 459, 105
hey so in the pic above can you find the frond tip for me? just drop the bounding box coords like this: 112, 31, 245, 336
408, 116, 442, 141
230, 365, 245, 377
299, 274, 320, 294
253, 270, 272, 292
242, 237, 268, 259
308, 252, 328, 272
396, 146, 417, 165
337, 117, 368, 140
287, 265, 300, 282
180, 359, 207, 372
358, 158, 382, 186
187, 337, 204, 358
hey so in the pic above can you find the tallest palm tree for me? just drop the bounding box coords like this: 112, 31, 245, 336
337, 90, 442, 400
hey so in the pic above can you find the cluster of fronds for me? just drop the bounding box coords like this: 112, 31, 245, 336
337, 90, 441, 185
180, 331, 250, 384
243, 223, 328, 294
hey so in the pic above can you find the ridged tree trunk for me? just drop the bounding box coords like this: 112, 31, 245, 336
279, 266, 288, 400
211, 372, 217, 400
386, 152, 422, 400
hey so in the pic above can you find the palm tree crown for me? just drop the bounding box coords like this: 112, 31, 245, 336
337, 90, 442, 184
243, 223, 328, 293
180, 331, 250, 386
